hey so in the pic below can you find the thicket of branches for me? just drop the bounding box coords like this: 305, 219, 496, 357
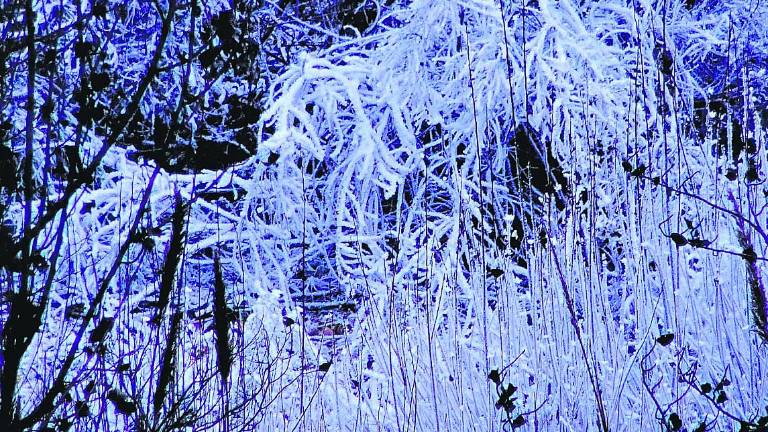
1, 0, 767, 431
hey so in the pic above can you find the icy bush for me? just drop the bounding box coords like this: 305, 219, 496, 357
2, 0, 768, 430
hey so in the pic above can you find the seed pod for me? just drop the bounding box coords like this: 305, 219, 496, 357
153, 311, 183, 416
212, 255, 232, 386
153, 195, 186, 325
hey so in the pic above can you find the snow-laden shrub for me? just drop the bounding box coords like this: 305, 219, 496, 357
3, 0, 768, 430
